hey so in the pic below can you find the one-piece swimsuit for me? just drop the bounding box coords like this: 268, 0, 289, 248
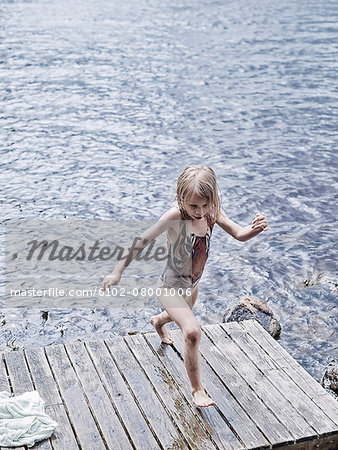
158, 220, 213, 292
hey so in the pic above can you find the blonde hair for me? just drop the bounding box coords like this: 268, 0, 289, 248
176, 165, 221, 225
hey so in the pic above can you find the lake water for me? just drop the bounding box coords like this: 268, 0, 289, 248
1, 0, 337, 386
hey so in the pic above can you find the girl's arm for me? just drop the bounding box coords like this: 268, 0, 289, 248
216, 209, 268, 242
101, 207, 180, 289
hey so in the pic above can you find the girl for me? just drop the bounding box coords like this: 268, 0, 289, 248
102, 165, 268, 407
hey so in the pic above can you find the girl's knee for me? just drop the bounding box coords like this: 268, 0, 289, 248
184, 326, 201, 344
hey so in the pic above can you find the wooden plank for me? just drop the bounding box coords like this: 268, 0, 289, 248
202, 324, 317, 443
45, 405, 79, 449
1, 323, 335, 450
0, 354, 22, 450
65, 340, 133, 450
0, 355, 10, 391
168, 329, 272, 448
85, 339, 160, 449
45, 344, 106, 450
4, 350, 53, 450
24, 346, 79, 450
283, 433, 338, 449
222, 321, 338, 437
105, 335, 188, 449
145, 331, 243, 450
241, 320, 338, 426
125, 333, 220, 450
178, 327, 295, 446
4, 350, 34, 394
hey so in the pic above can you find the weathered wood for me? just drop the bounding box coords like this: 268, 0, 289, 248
169, 328, 271, 449
45, 344, 106, 450
1, 320, 336, 450
0, 355, 23, 450
4, 350, 34, 394
203, 324, 318, 442
24, 346, 79, 450
145, 331, 243, 450
282, 433, 338, 450
65, 340, 133, 450
126, 333, 219, 450
4, 350, 53, 450
185, 327, 294, 446
45, 405, 79, 450
222, 321, 337, 436
241, 319, 338, 426
105, 335, 187, 449
85, 339, 159, 449
0, 356, 10, 391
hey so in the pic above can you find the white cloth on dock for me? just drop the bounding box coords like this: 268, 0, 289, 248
0, 390, 57, 448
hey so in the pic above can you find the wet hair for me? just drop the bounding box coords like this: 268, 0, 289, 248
176, 165, 222, 225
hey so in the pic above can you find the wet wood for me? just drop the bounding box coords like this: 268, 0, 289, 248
45, 344, 106, 449
282, 434, 338, 449
25, 346, 79, 450
4, 350, 53, 450
85, 339, 160, 449
105, 335, 187, 449
0, 355, 25, 450
221, 321, 337, 435
0, 357, 10, 391
125, 332, 218, 450
171, 328, 276, 448
65, 340, 133, 450
203, 324, 317, 441
0, 320, 336, 449
146, 331, 244, 450
241, 319, 338, 426
194, 328, 295, 446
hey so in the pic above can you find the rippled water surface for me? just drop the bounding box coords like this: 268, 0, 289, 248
1, 0, 337, 384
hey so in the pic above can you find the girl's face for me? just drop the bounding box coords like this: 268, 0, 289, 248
185, 192, 210, 220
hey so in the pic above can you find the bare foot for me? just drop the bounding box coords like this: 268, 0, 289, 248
150, 316, 173, 344
192, 388, 216, 407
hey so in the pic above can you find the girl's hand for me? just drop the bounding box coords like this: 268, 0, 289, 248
101, 272, 121, 291
251, 213, 268, 231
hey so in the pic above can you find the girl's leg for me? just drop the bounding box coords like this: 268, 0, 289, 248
150, 285, 199, 344
156, 288, 215, 407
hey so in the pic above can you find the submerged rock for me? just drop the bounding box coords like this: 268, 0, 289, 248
321, 358, 338, 394
223, 295, 281, 339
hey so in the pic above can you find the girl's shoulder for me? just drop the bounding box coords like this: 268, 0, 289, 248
158, 207, 184, 242
159, 206, 182, 221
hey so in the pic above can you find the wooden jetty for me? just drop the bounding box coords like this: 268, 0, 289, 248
0, 319, 337, 449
